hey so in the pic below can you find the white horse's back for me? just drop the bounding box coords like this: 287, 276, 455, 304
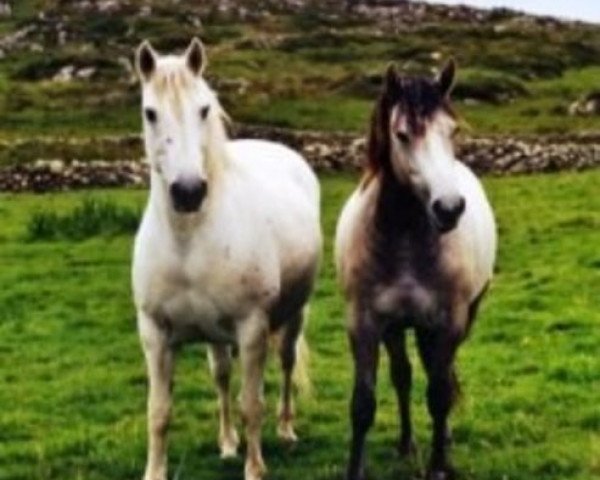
228, 139, 319, 203
224, 139, 322, 300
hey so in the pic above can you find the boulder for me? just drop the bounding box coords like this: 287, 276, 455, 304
569, 91, 600, 116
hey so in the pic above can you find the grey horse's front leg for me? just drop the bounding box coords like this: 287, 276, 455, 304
416, 307, 466, 480
383, 326, 417, 458
346, 306, 381, 480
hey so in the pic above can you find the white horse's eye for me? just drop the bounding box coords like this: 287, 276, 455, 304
200, 105, 210, 120
145, 108, 158, 124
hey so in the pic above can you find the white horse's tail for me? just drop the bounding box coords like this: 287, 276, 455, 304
270, 320, 312, 398
293, 332, 312, 398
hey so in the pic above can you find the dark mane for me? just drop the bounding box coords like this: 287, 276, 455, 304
365, 73, 455, 180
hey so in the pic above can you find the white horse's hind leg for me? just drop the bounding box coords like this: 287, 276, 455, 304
139, 313, 174, 480
276, 311, 305, 443
237, 312, 269, 480
207, 345, 239, 458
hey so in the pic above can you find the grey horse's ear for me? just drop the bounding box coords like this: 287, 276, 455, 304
185, 37, 206, 76
437, 58, 456, 97
136, 40, 157, 82
384, 63, 401, 92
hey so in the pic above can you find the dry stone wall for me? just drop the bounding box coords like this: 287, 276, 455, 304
0, 127, 599, 192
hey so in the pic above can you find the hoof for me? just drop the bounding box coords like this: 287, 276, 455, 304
398, 438, 418, 458
143, 472, 166, 480
277, 421, 299, 444
245, 460, 267, 480
346, 466, 367, 480
219, 429, 240, 459
346, 473, 366, 480
426, 467, 456, 480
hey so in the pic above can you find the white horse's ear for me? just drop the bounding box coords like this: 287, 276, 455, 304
185, 37, 206, 76
437, 58, 456, 97
136, 40, 157, 82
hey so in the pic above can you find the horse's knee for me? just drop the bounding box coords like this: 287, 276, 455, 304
209, 347, 233, 383
278, 318, 303, 369
149, 404, 171, 437
279, 343, 296, 372
351, 381, 376, 431
426, 372, 458, 418
212, 363, 231, 388
391, 356, 412, 391
240, 395, 265, 428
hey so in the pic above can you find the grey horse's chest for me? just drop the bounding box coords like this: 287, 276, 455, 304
372, 273, 438, 321
370, 234, 446, 322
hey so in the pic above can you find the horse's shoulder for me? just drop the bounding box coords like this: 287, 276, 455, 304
449, 160, 497, 293
335, 181, 380, 296
228, 139, 302, 165
226, 139, 318, 200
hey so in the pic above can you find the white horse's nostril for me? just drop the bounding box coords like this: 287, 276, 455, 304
170, 178, 208, 213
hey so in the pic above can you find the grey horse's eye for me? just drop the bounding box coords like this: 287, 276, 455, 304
395, 131, 410, 146
200, 105, 210, 120
145, 108, 157, 124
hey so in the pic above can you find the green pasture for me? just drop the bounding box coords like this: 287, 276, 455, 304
0, 171, 599, 480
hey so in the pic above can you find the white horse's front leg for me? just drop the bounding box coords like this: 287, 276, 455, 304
207, 345, 239, 458
139, 313, 174, 480
237, 312, 269, 480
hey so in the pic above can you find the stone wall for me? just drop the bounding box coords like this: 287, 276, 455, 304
0, 126, 599, 192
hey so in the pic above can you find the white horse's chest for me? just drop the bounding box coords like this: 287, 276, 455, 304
136, 233, 275, 344
145, 256, 229, 342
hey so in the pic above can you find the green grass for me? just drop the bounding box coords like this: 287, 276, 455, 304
26, 198, 140, 241
0, 171, 599, 479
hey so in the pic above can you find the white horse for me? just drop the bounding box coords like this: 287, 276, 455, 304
335, 61, 496, 480
131, 38, 322, 480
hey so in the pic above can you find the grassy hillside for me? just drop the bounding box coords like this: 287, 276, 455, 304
0, 171, 599, 479
0, 0, 598, 140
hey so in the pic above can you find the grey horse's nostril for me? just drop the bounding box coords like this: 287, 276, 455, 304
432, 199, 444, 217
432, 196, 466, 233
170, 179, 208, 213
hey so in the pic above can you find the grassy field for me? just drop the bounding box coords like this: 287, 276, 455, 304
0, 171, 599, 480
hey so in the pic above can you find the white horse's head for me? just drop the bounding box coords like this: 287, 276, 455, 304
372, 60, 465, 233
136, 38, 223, 214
